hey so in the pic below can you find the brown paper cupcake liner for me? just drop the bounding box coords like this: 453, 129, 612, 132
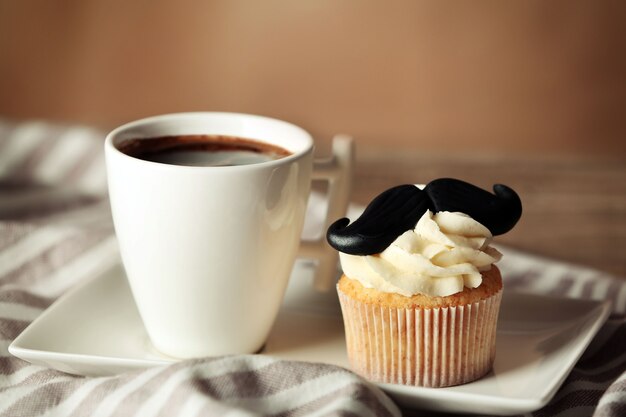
337, 288, 502, 388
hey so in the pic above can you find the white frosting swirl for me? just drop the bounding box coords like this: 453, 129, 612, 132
339, 210, 502, 297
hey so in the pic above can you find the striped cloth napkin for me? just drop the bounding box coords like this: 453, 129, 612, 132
0, 119, 624, 417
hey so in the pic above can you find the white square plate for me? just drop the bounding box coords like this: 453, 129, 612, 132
10, 262, 611, 415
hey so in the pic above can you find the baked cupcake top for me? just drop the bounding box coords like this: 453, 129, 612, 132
326, 178, 522, 297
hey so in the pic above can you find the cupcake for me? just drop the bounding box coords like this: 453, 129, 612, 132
327, 178, 522, 387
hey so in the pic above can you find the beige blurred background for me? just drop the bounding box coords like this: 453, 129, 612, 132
1, 0, 625, 155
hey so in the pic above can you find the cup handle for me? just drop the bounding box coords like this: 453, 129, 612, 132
298, 134, 354, 291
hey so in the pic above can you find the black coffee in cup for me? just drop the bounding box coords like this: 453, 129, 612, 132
117, 135, 292, 167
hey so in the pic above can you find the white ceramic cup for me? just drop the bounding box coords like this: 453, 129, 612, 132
105, 112, 353, 358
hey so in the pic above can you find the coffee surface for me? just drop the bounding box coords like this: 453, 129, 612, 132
118, 135, 292, 167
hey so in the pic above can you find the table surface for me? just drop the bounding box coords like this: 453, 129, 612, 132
343, 146, 626, 278
1, 128, 624, 417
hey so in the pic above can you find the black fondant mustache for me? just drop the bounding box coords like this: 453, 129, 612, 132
326, 178, 522, 255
